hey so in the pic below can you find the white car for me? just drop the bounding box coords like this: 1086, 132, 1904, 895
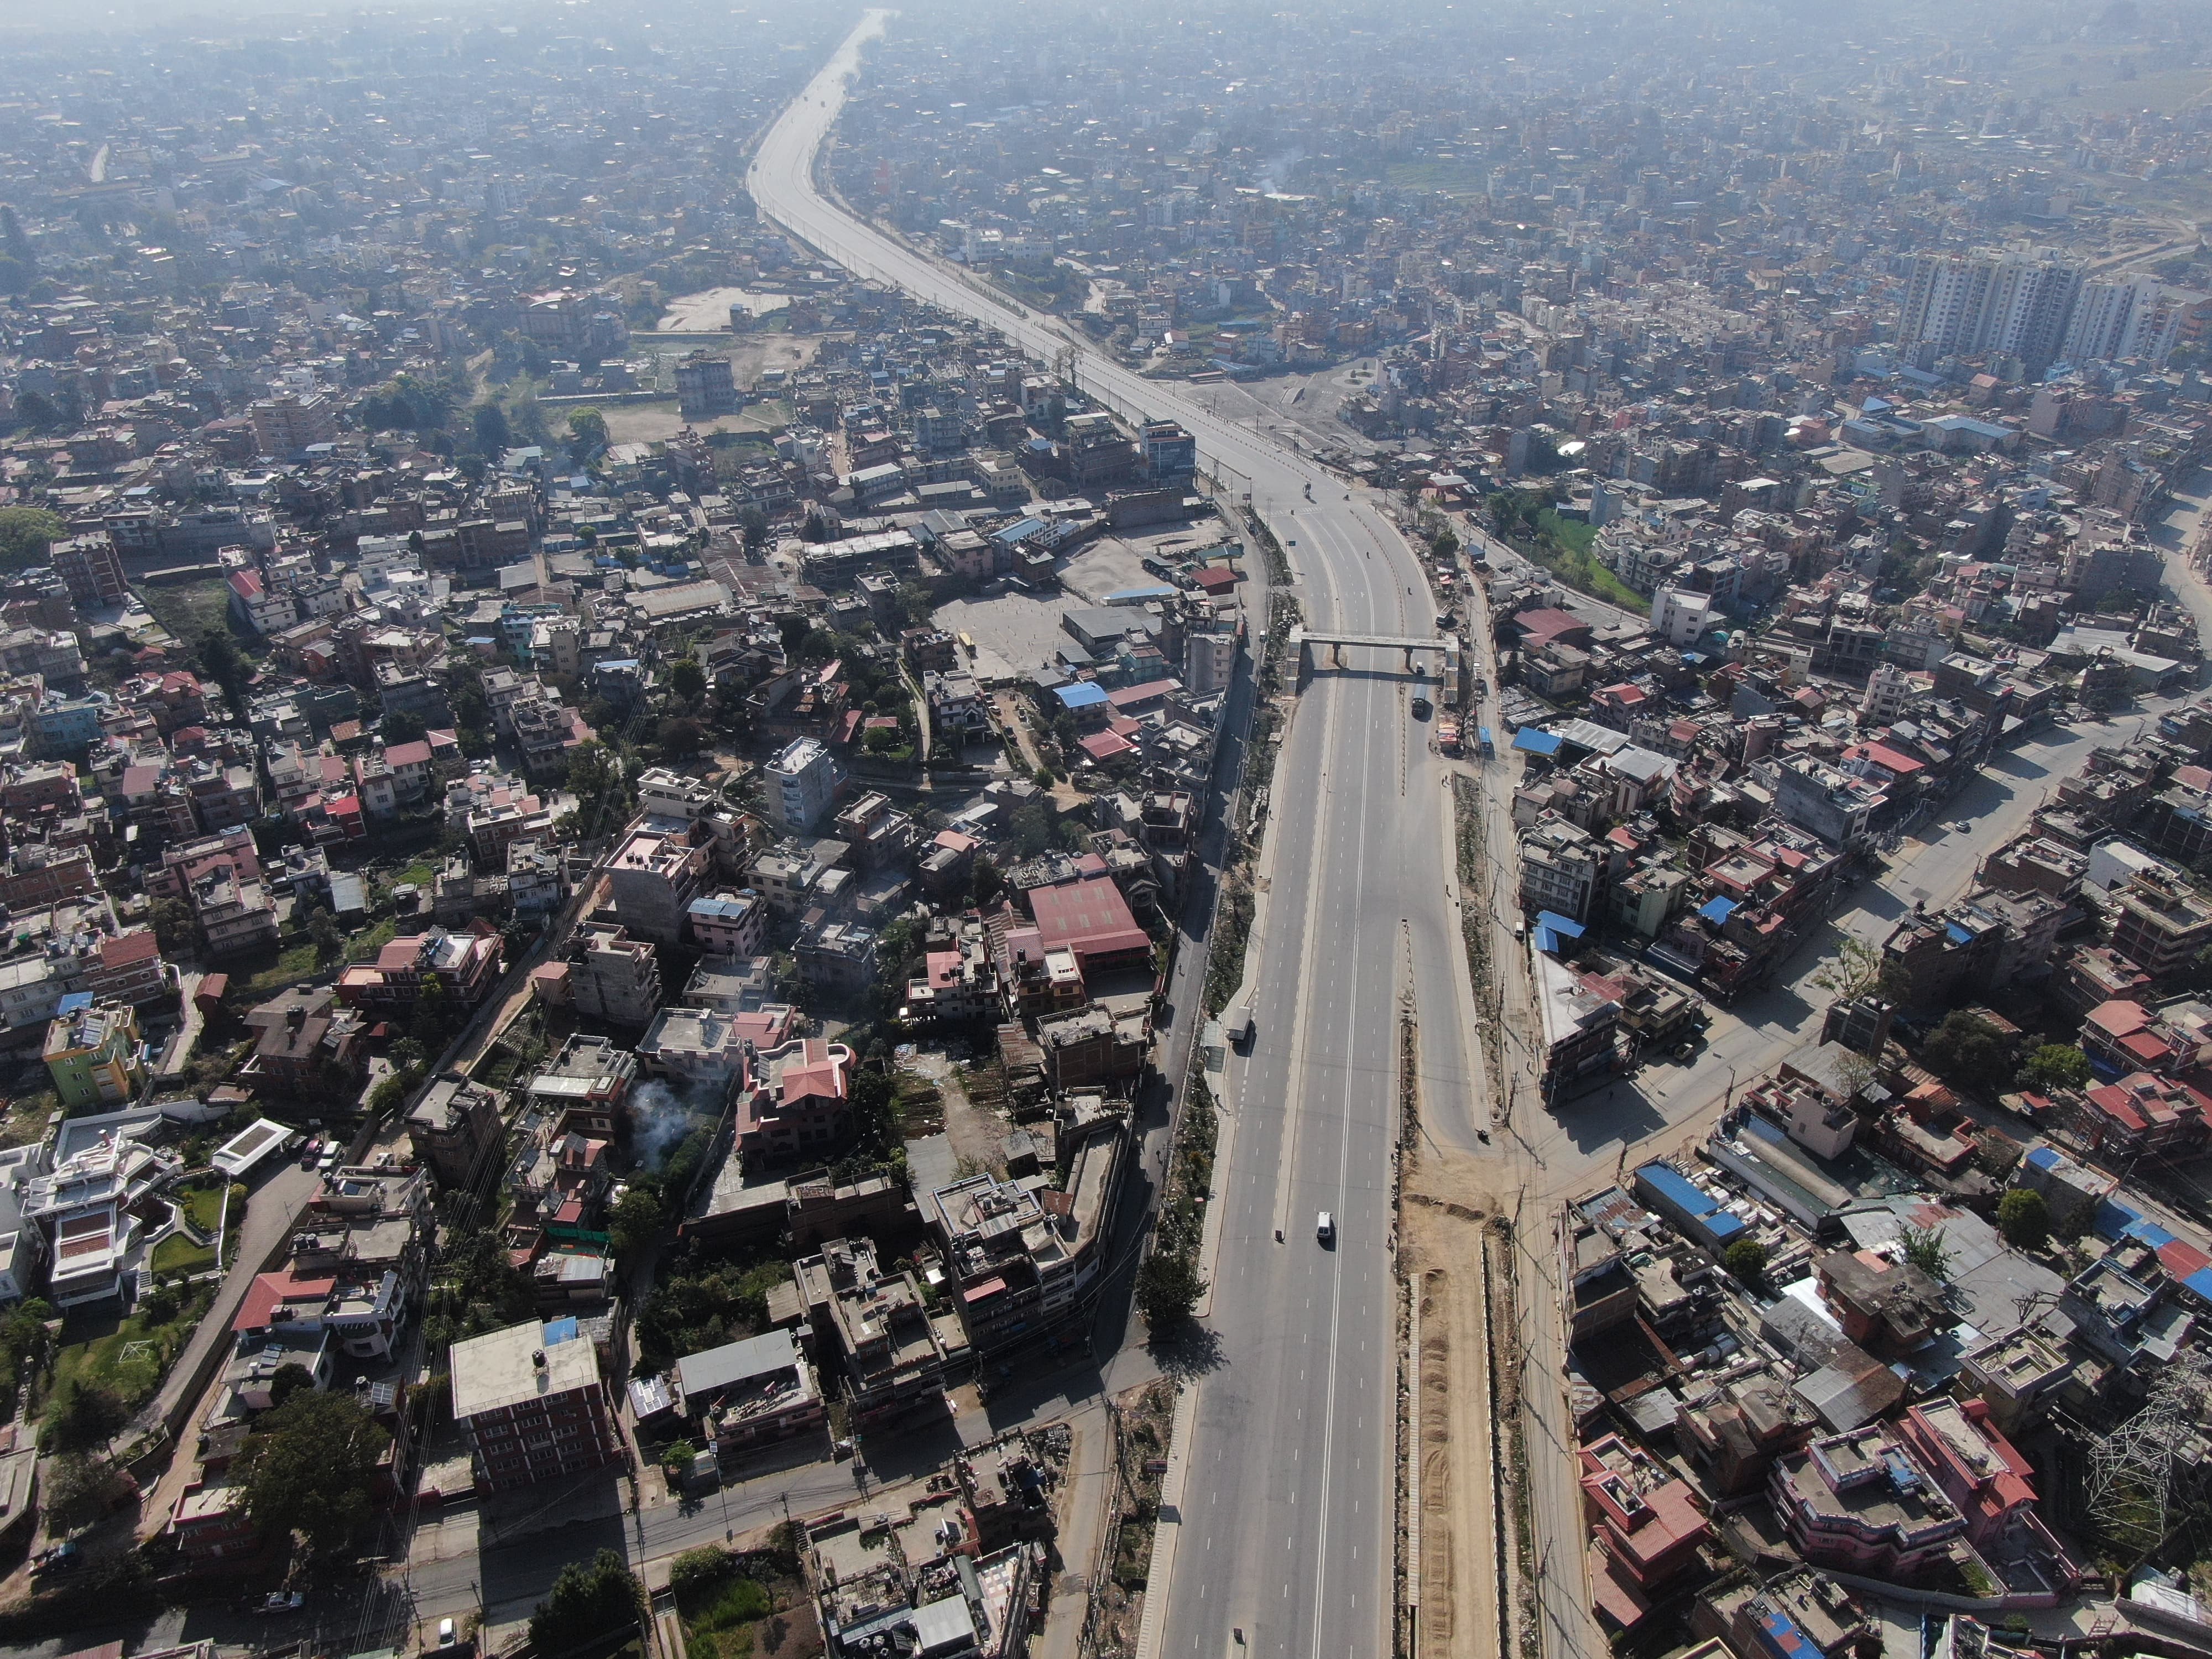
1316, 1211, 1334, 1244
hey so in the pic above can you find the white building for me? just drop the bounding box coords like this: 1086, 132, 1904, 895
1651, 586, 1716, 649
765, 737, 844, 834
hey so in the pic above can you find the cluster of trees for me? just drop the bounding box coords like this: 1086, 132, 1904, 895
634, 1255, 791, 1371
530, 1550, 642, 1657
423, 1225, 538, 1354
234, 1387, 390, 1555
0, 206, 35, 298
0, 505, 64, 575
1483, 488, 1648, 613
354, 340, 555, 463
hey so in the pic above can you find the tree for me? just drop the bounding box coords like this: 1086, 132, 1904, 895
197, 628, 251, 714
409, 974, 451, 1048
2019, 1044, 2091, 1094
46, 1379, 126, 1454
661, 1438, 699, 1477
149, 897, 197, 954
236, 1388, 389, 1554
308, 909, 345, 963
268, 1361, 317, 1408
971, 854, 1005, 907
0, 505, 65, 572
1998, 1188, 2052, 1250
657, 716, 706, 758
0, 205, 34, 295
1900, 1223, 1956, 1282
1430, 527, 1460, 561
0, 1298, 54, 1396
1812, 937, 1896, 1005
530, 1550, 642, 1656
382, 708, 428, 746
608, 1186, 664, 1266
1724, 1239, 1768, 1287
472, 400, 513, 455
566, 406, 609, 453
668, 658, 707, 704
739, 506, 770, 552
1136, 1251, 1205, 1333
1919, 1011, 2013, 1088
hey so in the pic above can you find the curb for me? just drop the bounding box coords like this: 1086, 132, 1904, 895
1131, 1381, 1201, 1659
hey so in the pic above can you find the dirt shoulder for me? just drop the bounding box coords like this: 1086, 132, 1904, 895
1400, 1150, 1519, 1659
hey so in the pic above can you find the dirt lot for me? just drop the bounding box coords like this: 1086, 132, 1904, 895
903, 1047, 1013, 1176
601, 398, 795, 446
1401, 1149, 1515, 1659
657, 286, 797, 331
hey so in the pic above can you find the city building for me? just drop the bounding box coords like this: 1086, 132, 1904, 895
448, 1319, 623, 1493
41, 998, 144, 1110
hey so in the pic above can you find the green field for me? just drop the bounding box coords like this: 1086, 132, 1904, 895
48, 1288, 212, 1413
152, 1235, 215, 1276
139, 578, 240, 655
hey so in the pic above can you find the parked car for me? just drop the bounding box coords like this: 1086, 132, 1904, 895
261, 1592, 305, 1615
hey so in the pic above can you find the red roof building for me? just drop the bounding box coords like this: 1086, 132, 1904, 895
1579, 1433, 1711, 1590
1512, 607, 1595, 651
1026, 876, 1152, 973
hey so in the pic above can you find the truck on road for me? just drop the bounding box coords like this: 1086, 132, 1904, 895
1223, 1002, 1254, 1048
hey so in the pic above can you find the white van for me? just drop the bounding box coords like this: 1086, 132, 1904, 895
1316, 1211, 1334, 1244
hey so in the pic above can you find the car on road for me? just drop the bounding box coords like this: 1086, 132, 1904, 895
1316, 1211, 1334, 1245
261, 1592, 305, 1615
1410, 696, 1432, 719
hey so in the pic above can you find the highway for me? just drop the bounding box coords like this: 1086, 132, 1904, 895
750, 17, 1486, 1659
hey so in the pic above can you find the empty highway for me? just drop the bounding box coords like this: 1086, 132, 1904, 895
750, 17, 1488, 1658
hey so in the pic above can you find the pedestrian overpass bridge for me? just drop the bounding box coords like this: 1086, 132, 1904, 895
1289, 625, 1455, 674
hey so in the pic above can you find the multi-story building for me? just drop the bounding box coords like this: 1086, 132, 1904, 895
335, 928, 503, 1017
674, 352, 739, 419
408, 1073, 508, 1193
511, 688, 593, 780
536, 920, 662, 1028
1770, 1425, 1966, 1583
449, 1320, 623, 1493
606, 821, 711, 945
2110, 869, 2212, 979
524, 1035, 638, 1122
41, 999, 145, 1110
765, 736, 844, 834
240, 986, 367, 1100
637, 1006, 753, 1092
189, 869, 282, 958
1519, 813, 1603, 922
672, 1329, 825, 1453
732, 1038, 855, 1164
925, 1165, 1114, 1356
248, 392, 339, 455
1898, 1397, 2073, 1582
794, 1236, 974, 1424
1897, 251, 2082, 368
1651, 585, 1715, 649
1579, 1433, 1713, 1593
686, 891, 765, 956
51, 534, 128, 607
